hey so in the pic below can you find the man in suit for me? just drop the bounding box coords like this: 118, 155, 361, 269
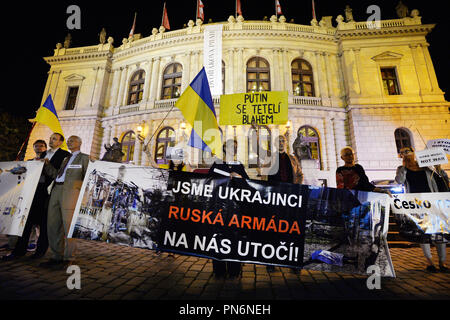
2, 134, 71, 261
40, 135, 90, 268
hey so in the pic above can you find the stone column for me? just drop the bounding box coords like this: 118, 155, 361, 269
42, 71, 53, 106
143, 59, 154, 102
133, 127, 143, 165
114, 67, 126, 107
110, 68, 121, 107
421, 44, 440, 93
149, 57, 161, 104
352, 48, 362, 95
312, 52, 321, 98
90, 66, 100, 107
52, 70, 62, 102
237, 48, 244, 93
409, 44, 425, 96
272, 48, 281, 91
182, 51, 192, 93
227, 49, 234, 94
282, 49, 290, 93
322, 53, 331, 99
118, 66, 131, 107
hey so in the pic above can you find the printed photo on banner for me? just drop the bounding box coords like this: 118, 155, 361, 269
0, 161, 44, 236
68, 161, 169, 249
219, 91, 288, 126
302, 187, 394, 277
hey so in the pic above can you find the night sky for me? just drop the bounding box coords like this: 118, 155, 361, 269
3, 0, 448, 119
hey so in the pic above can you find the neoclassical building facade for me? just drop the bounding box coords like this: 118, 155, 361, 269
26, 12, 450, 187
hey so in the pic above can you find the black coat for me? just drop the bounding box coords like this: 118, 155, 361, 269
42, 148, 71, 187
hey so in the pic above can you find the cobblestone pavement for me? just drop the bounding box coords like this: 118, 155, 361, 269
0, 236, 449, 300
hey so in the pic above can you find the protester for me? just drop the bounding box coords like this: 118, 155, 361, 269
434, 164, 450, 192
39, 136, 90, 268
395, 146, 448, 273
268, 135, 303, 184
2, 136, 71, 261
336, 147, 390, 195
208, 139, 249, 278
266, 135, 303, 273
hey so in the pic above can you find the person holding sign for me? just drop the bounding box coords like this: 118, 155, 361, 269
395, 146, 448, 273
208, 139, 249, 278
336, 147, 390, 195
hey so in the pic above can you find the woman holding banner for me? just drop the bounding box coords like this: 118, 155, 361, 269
395, 146, 448, 273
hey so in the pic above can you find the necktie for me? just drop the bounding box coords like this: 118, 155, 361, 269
57, 156, 71, 178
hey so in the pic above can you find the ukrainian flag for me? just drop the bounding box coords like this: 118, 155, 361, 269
175, 68, 222, 158
31, 95, 68, 150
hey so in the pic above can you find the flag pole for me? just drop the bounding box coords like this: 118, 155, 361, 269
15, 122, 36, 161
275, 0, 277, 19
161, 2, 165, 27
196, 0, 198, 21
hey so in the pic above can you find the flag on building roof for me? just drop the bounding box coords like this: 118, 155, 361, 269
129, 12, 137, 38
162, 3, 170, 30
276, 0, 282, 16
236, 0, 242, 16
197, 0, 205, 21
30, 95, 68, 151
175, 68, 222, 158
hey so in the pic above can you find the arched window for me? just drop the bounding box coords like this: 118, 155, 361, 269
161, 63, 182, 100
246, 57, 271, 92
128, 70, 145, 105
121, 131, 136, 163
295, 126, 321, 164
155, 127, 176, 164
291, 59, 315, 97
248, 125, 272, 168
394, 128, 413, 153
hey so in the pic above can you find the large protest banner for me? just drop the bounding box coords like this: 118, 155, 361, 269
0, 161, 44, 236
219, 91, 288, 125
158, 171, 308, 269
69, 163, 395, 276
390, 193, 449, 243
68, 161, 169, 249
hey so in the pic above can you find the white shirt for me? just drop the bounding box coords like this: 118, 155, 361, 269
55, 151, 80, 183
45, 147, 60, 161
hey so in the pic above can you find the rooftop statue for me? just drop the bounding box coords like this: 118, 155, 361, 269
345, 5, 354, 22
64, 33, 72, 49
396, 1, 409, 18
99, 28, 106, 44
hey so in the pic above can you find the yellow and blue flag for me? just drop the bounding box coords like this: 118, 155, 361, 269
31, 94, 68, 150
175, 67, 222, 158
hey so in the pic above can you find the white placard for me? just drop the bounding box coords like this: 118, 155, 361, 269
203, 24, 223, 96
426, 139, 450, 154
0, 161, 44, 236
415, 148, 448, 167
